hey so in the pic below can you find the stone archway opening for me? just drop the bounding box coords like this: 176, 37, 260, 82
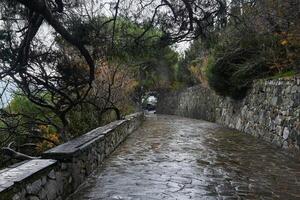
142, 91, 158, 113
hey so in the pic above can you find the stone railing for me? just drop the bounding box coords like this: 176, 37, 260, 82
0, 112, 143, 200
157, 76, 300, 152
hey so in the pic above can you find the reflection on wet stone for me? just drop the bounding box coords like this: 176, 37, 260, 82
69, 114, 300, 200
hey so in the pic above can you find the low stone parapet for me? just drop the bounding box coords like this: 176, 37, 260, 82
0, 112, 143, 200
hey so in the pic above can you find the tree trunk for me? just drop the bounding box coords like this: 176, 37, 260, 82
58, 114, 70, 142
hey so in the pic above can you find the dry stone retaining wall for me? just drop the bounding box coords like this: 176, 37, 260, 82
157, 77, 300, 152
0, 112, 143, 200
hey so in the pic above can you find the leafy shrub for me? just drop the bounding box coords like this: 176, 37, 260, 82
179, 0, 299, 99
206, 26, 298, 99
206, 31, 263, 98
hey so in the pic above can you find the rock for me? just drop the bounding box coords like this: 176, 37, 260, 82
285, 86, 291, 94
38, 188, 47, 199
55, 172, 64, 195
28, 196, 39, 200
236, 118, 243, 130
12, 193, 21, 200
272, 135, 282, 147
275, 115, 283, 125
48, 170, 56, 180
283, 127, 290, 140
283, 141, 289, 149
291, 85, 299, 94
61, 163, 68, 170
26, 179, 42, 194
45, 179, 58, 200
271, 97, 278, 106
276, 126, 283, 136
41, 177, 47, 186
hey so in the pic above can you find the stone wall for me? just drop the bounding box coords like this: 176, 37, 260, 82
0, 112, 143, 200
157, 77, 300, 151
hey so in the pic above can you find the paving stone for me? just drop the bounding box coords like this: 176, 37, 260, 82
68, 115, 300, 200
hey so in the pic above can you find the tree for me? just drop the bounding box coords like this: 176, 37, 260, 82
0, 0, 234, 164
0, 0, 97, 142
179, 0, 299, 99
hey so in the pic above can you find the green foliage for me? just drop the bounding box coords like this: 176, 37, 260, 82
177, 34, 219, 86
66, 16, 179, 92
0, 94, 61, 168
7, 95, 59, 137
176, 0, 300, 99
267, 70, 298, 79
10, 95, 48, 119
206, 24, 299, 99
205, 29, 270, 99
67, 104, 103, 137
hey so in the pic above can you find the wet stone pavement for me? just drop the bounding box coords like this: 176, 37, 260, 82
69, 114, 300, 200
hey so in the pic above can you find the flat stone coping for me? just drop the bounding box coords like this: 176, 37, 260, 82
42, 112, 142, 159
42, 120, 126, 159
0, 159, 57, 193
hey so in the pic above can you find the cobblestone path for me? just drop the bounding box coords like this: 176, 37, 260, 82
70, 114, 300, 200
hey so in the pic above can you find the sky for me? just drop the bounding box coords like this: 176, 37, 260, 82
174, 41, 190, 55
0, 81, 14, 108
